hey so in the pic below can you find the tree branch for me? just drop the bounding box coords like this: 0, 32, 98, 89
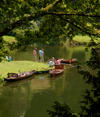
47, 12, 100, 18
0, 0, 62, 37
58, 16, 99, 37
1, 0, 100, 37
43, 0, 62, 11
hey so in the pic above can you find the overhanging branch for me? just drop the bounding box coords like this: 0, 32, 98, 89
47, 12, 100, 18
1, 0, 100, 37
0, 0, 62, 37
58, 15, 99, 37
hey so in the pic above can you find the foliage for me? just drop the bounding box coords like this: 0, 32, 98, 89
1, 0, 100, 51
47, 101, 78, 117
47, 39, 100, 117
0, 37, 8, 62
76, 40, 100, 117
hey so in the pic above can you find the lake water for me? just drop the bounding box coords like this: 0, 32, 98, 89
0, 45, 91, 117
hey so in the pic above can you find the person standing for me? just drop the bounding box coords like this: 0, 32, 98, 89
39, 49, 41, 62
42, 49, 44, 62
39, 48, 44, 62
33, 48, 37, 61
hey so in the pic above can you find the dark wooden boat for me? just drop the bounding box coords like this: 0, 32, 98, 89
48, 58, 77, 64
49, 65, 64, 77
60, 58, 77, 64
4, 70, 35, 82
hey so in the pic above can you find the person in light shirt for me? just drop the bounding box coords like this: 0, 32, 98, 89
39, 48, 44, 62
49, 57, 55, 67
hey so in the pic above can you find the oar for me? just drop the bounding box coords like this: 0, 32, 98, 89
44, 55, 49, 60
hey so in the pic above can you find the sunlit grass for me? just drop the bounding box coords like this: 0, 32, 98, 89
73, 35, 100, 42
3, 35, 16, 43
3, 35, 100, 44
0, 61, 52, 81
73, 35, 91, 42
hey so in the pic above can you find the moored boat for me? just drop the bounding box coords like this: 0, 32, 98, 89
60, 58, 77, 64
49, 65, 64, 77
48, 58, 77, 64
4, 70, 35, 82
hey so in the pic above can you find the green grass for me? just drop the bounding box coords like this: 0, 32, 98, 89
73, 35, 91, 42
73, 35, 100, 42
3, 35, 100, 44
0, 61, 53, 81
3, 35, 16, 43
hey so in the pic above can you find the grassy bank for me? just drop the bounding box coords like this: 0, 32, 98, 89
73, 35, 100, 43
3, 35, 16, 43
0, 61, 52, 81
3, 35, 100, 44
73, 35, 91, 42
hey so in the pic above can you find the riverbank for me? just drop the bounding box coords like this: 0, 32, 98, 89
4, 35, 100, 44
3, 35, 100, 47
0, 61, 52, 82
67, 35, 100, 46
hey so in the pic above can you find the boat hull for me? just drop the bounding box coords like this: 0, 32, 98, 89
49, 65, 64, 77
49, 69, 64, 77
60, 59, 76, 64
4, 70, 35, 82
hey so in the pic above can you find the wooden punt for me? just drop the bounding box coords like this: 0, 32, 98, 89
60, 59, 77, 64
49, 65, 64, 77
4, 70, 35, 82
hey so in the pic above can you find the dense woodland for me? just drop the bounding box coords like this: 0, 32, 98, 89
0, 0, 100, 116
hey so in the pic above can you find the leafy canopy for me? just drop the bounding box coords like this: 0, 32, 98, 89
0, 0, 100, 56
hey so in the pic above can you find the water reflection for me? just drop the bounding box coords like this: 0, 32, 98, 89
0, 46, 91, 117
50, 72, 64, 81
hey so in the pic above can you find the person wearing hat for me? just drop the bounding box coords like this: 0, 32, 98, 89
55, 58, 62, 65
